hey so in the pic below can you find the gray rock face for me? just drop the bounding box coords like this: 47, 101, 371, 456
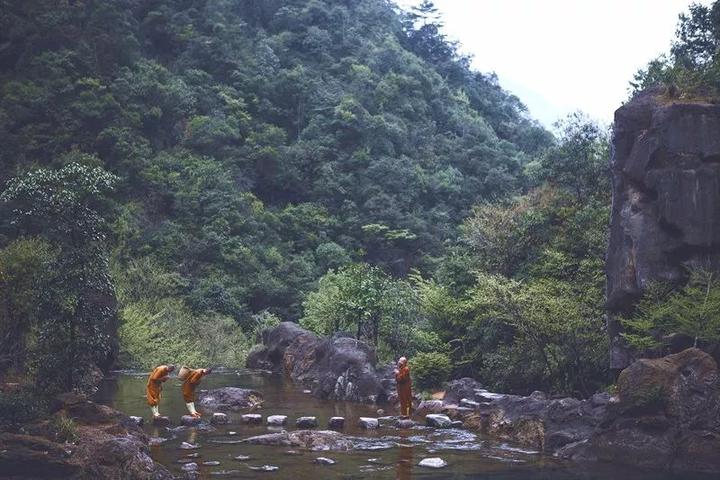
296, 416, 318, 428
242, 430, 354, 451
607, 89, 720, 369
241, 414, 262, 424
267, 415, 288, 426
358, 417, 379, 429
197, 387, 262, 412
246, 322, 386, 403
328, 417, 345, 429
395, 419, 416, 429
129, 415, 144, 427
425, 414, 452, 428
443, 378, 483, 405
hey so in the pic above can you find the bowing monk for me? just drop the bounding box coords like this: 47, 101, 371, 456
182, 367, 212, 417
146, 364, 175, 417
394, 356, 412, 417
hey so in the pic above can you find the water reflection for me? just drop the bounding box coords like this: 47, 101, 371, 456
95, 371, 717, 480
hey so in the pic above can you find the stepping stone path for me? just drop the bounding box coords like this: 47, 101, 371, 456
418, 457, 447, 469
267, 415, 287, 426
296, 416, 318, 428
179, 442, 201, 450
152, 416, 171, 427
395, 419, 416, 429
425, 414, 452, 428
248, 465, 279, 472
234, 455, 251, 461
211, 412, 229, 425
241, 414, 262, 424
314, 457, 336, 465
181, 415, 202, 426
129, 415, 144, 426
328, 417, 345, 429
358, 417, 379, 429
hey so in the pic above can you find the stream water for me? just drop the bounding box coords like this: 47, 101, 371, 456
95, 370, 712, 480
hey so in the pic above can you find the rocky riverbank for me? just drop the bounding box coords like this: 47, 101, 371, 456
248, 323, 720, 474
0, 393, 172, 479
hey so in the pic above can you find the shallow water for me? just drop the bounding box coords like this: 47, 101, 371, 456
95, 370, 711, 480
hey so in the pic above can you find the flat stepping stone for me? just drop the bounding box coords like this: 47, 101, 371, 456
233, 455, 251, 461
178, 458, 196, 464
183, 453, 200, 458
285, 450, 302, 455
267, 415, 287, 426
152, 416, 171, 426
228, 431, 237, 436
314, 457, 336, 465
202, 461, 221, 466
460, 398, 480, 408
179, 441, 201, 450
211, 412, 229, 425
358, 417, 379, 429
418, 457, 448, 468
378, 416, 397, 426
425, 414, 452, 428
395, 419, 416, 429
296, 416, 318, 428
248, 465, 279, 472
181, 415, 202, 426
181, 462, 199, 471
328, 417, 345, 429
241, 414, 262, 424
129, 415, 144, 426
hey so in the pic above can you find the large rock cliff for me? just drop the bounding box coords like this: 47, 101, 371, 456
607, 88, 720, 368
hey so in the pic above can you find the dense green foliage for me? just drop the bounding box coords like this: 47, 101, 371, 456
621, 270, 720, 354
411, 351, 452, 391
0, 0, 551, 374
632, 1, 720, 97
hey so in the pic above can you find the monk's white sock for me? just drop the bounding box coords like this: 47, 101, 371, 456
151, 405, 159, 417
186, 402, 197, 415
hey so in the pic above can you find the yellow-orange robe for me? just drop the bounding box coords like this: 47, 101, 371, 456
395, 365, 412, 416
146, 365, 171, 407
182, 369, 207, 403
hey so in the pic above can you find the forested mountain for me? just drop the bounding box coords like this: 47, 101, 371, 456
0, 0, 554, 375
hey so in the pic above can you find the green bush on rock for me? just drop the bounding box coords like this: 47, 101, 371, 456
411, 352, 452, 391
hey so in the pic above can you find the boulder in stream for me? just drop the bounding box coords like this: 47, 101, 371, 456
267, 415, 288, 426
241, 414, 262, 424
242, 430, 354, 451
314, 456, 336, 465
211, 412, 229, 425
328, 417, 345, 429
181, 415, 202, 427
418, 457, 448, 468
358, 417, 379, 429
296, 416, 318, 428
426, 414, 452, 428
198, 387, 262, 412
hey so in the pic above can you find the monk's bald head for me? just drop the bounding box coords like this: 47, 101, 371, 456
398, 357, 407, 366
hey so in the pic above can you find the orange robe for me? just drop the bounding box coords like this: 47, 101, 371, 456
395, 365, 412, 416
146, 365, 170, 406
182, 369, 206, 403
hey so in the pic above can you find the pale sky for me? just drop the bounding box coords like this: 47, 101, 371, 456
396, 0, 711, 127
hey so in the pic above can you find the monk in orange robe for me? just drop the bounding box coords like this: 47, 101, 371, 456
182, 368, 212, 417
146, 364, 175, 417
395, 357, 412, 417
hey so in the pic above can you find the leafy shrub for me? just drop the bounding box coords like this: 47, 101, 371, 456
411, 352, 452, 391
0, 388, 49, 428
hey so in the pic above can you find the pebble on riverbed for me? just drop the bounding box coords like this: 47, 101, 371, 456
248, 465, 279, 472
418, 457, 448, 469
328, 417, 345, 429
179, 441, 201, 450
296, 416, 318, 428
241, 414, 262, 424
358, 417, 379, 429
314, 457, 336, 465
266, 415, 287, 426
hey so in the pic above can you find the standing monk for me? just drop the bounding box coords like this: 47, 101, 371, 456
182, 367, 212, 417
146, 364, 175, 418
394, 357, 412, 418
